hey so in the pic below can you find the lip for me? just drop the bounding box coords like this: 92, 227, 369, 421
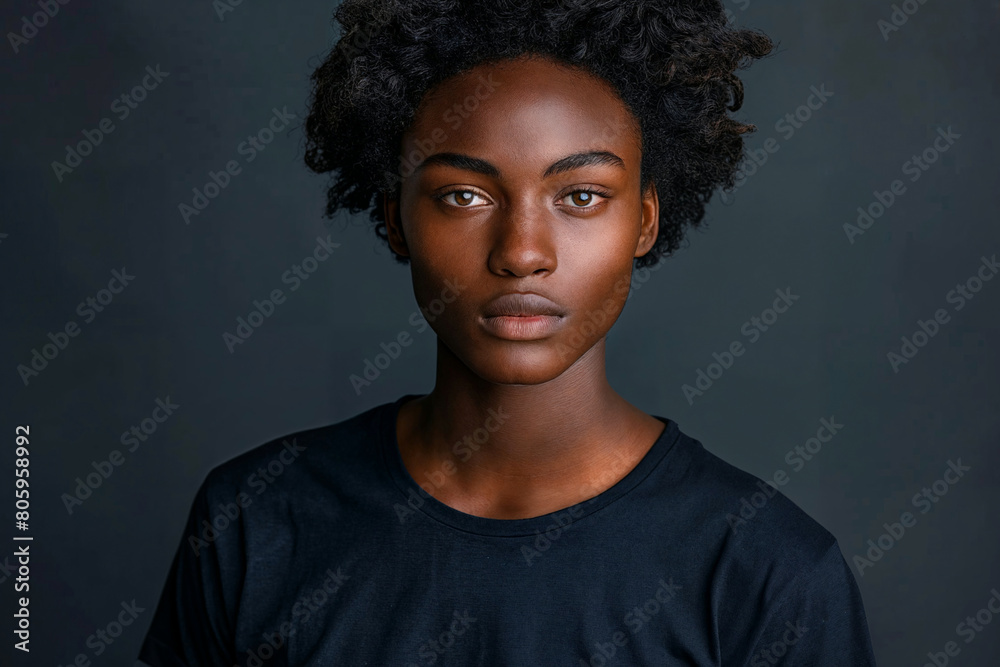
482, 292, 566, 318
480, 292, 566, 340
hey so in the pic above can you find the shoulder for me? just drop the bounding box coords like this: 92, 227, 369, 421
663, 427, 871, 658
193, 398, 393, 508
668, 425, 841, 584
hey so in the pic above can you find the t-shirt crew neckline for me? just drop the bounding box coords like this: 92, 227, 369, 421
379, 393, 682, 537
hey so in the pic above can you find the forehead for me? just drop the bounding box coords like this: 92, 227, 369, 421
403, 55, 642, 166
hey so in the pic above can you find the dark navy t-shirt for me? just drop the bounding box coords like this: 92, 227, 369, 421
138, 394, 877, 666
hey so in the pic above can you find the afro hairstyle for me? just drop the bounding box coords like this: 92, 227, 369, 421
303, 0, 775, 268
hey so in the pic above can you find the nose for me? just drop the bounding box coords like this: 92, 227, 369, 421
486, 199, 557, 278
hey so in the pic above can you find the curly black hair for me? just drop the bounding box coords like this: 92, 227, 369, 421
303, 0, 775, 268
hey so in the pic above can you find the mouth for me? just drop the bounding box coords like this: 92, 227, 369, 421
482, 292, 565, 318
480, 292, 567, 340
480, 314, 565, 340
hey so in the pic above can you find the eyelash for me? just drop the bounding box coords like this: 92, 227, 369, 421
435, 187, 611, 209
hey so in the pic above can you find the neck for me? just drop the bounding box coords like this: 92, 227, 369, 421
396, 336, 662, 517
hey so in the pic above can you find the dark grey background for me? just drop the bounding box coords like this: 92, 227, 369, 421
2, 1, 997, 665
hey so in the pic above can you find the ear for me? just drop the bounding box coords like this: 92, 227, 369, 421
383, 192, 410, 258
635, 180, 660, 258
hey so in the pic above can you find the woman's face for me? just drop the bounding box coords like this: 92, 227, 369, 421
385, 54, 659, 385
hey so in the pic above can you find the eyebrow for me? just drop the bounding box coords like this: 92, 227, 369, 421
543, 151, 626, 178
415, 153, 501, 178
412, 150, 626, 179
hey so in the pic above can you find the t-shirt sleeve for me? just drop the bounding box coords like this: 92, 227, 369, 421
743, 540, 878, 666
137, 470, 241, 666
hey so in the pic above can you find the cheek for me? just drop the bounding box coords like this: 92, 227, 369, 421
569, 225, 637, 310
405, 201, 479, 267
408, 254, 475, 331
553, 256, 633, 362
586, 265, 632, 330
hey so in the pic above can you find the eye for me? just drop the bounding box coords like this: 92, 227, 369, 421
560, 189, 609, 208
439, 189, 489, 207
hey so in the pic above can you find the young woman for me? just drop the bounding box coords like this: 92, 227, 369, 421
139, 1, 878, 664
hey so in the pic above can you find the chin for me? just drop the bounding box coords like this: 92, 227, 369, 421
457, 341, 581, 385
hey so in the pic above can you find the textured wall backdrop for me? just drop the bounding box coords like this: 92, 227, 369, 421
1, 1, 998, 665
